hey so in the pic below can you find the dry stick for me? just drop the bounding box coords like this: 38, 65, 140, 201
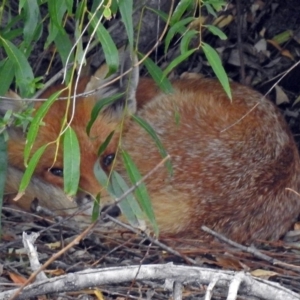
201, 226, 300, 273
9, 220, 99, 300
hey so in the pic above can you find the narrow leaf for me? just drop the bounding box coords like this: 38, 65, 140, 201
205, 3, 217, 17
0, 59, 15, 96
91, 194, 101, 221
122, 150, 158, 235
171, 0, 193, 23
111, 171, 144, 227
165, 17, 195, 53
94, 163, 111, 191
118, 0, 133, 48
45, 0, 67, 48
65, 0, 73, 14
19, 145, 47, 192
180, 29, 198, 54
0, 38, 34, 97
48, 0, 67, 30
97, 131, 115, 156
24, 90, 62, 164
202, 42, 232, 100
132, 115, 173, 175
86, 93, 123, 136
63, 127, 80, 196
54, 28, 74, 68
205, 25, 227, 40
89, 16, 119, 77
163, 48, 196, 78
93, 163, 144, 228
22, 0, 40, 44
142, 56, 173, 94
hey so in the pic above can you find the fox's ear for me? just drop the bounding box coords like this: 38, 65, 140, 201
85, 49, 139, 120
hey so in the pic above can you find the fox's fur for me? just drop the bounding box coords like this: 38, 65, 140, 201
2, 52, 300, 243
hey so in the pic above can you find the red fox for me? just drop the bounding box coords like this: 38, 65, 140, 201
2, 51, 300, 243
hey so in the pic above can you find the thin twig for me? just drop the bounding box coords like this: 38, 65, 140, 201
201, 225, 300, 273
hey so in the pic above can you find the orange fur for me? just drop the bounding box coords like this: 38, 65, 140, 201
3, 57, 300, 243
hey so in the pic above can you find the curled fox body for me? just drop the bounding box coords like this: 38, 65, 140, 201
2, 53, 300, 243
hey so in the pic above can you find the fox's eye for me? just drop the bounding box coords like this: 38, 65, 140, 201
49, 168, 63, 177
102, 153, 115, 167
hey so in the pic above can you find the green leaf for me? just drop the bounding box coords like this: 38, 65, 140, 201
2, 15, 22, 34
65, 0, 73, 15
171, 0, 193, 23
86, 93, 124, 136
203, 0, 227, 12
48, 0, 67, 30
1, 28, 23, 41
97, 131, 115, 156
0, 38, 35, 97
75, 0, 85, 20
22, 0, 40, 44
111, 171, 144, 227
147, 8, 168, 23
205, 25, 227, 40
0, 133, 7, 224
93, 163, 144, 228
180, 29, 198, 54
132, 115, 173, 175
163, 48, 196, 78
93, 162, 112, 193
118, 0, 133, 48
89, 16, 119, 77
19, 0, 27, 10
54, 28, 73, 67
74, 20, 84, 67
63, 127, 80, 196
142, 56, 173, 94
122, 150, 158, 235
91, 194, 101, 221
24, 90, 62, 165
0, 59, 15, 96
45, 0, 68, 48
19, 145, 47, 193
273, 30, 293, 45
165, 17, 195, 53
204, 3, 217, 17
202, 42, 232, 100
